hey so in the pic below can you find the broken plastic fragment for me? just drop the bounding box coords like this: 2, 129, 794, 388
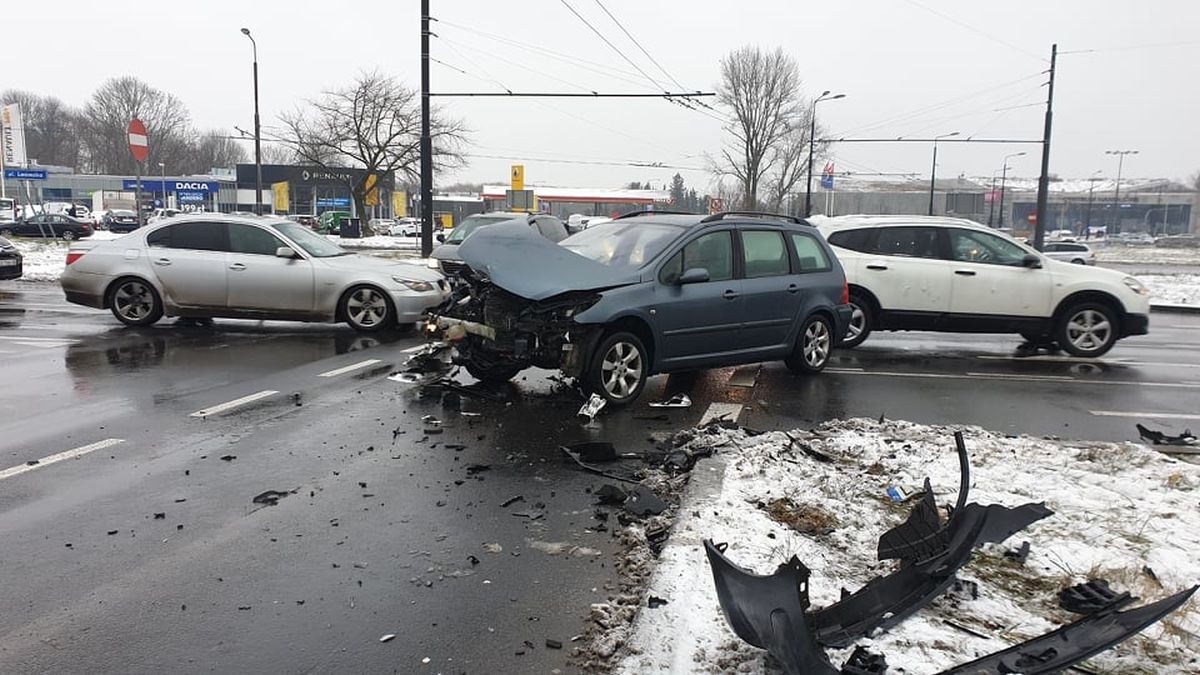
1136, 423, 1197, 446
379, 634, 396, 643
577, 393, 606, 422
1058, 578, 1135, 615
625, 485, 667, 516
648, 393, 692, 409
252, 489, 291, 506
594, 484, 628, 506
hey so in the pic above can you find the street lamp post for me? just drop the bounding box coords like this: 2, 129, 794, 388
987, 172, 999, 226
928, 131, 959, 216
158, 162, 166, 210
996, 151, 1026, 228
1105, 150, 1137, 234
1083, 170, 1102, 238
804, 91, 845, 217
241, 27, 263, 216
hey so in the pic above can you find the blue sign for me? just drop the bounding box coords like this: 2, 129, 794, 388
316, 197, 351, 208
177, 190, 207, 203
122, 179, 220, 193
4, 169, 47, 180
820, 173, 834, 190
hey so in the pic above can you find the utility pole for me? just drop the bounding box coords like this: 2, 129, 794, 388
1106, 149, 1137, 234
804, 91, 845, 217
1084, 172, 1102, 238
997, 152, 1025, 228
1032, 43, 1056, 252
419, 0, 434, 258
240, 28, 263, 215
928, 131, 958, 216
988, 173, 997, 226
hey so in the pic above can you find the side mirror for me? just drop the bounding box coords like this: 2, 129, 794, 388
678, 267, 711, 285
436, 233, 445, 243
1022, 253, 1042, 269
275, 246, 298, 259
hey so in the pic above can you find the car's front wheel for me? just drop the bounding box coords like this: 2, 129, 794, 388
340, 286, 394, 332
0, 228, 13, 237
61, 230, 76, 241
587, 331, 648, 405
786, 314, 833, 374
1056, 302, 1118, 357
838, 293, 873, 348
109, 278, 163, 327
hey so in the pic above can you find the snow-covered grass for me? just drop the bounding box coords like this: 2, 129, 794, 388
1096, 243, 1200, 266
1139, 274, 1200, 306
323, 234, 421, 250
616, 419, 1200, 674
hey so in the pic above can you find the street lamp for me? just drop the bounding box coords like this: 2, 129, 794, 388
804, 91, 846, 217
1105, 150, 1137, 234
157, 162, 166, 210
241, 27, 263, 215
928, 131, 959, 216
1083, 170, 1102, 238
996, 151, 1026, 228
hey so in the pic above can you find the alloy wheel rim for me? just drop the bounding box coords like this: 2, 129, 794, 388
601, 341, 642, 399
1066, 309, 1111, 352
114, 282, 152, 320
803, 320, 830, 367
847, 303, 865, 340
348, 289, 387, 326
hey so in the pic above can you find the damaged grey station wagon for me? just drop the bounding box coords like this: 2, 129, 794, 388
431, 211, 853, 405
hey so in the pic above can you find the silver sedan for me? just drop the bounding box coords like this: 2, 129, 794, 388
60, 214, 450, 331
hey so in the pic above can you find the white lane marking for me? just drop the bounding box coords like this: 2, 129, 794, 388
977, 354, 1200, 369
318, 358, 383, 378
11, 340, 72, 349
0, 438, 124, 481
0, 335, 73, 342
964, 371, 1076, 381
699, 402, 743, 426
826, 369, 1200, 389
189, 390, 279, 418
826, 366, 865, 372
1090, 410, 1200, 421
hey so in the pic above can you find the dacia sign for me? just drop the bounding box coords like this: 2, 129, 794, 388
122, 179, 220, 193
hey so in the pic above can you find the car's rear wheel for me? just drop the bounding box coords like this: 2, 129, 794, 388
786, 314, 833, 374
838, 293, 873, 348
1055, 302, 1118, 357
340, 286, 394, 332
587, 331, 648, 406
61, 230, 76, 241
109, 278, 163, 327
0, 228, 13, 237
1070, 258, 1086, 265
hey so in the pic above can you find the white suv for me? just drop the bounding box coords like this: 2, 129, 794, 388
815, 215, 1150, 357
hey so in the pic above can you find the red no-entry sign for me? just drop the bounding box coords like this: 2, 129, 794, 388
127, 119, 148, 162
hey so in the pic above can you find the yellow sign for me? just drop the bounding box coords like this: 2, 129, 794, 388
271, 181, 289, 212
510, 164, 524, 191
364, 174, 379, 207
440, 213, 453, 230
392, 190, 407, 218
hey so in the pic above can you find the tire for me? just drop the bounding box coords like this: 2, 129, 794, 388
465, 362, 524, 383
0, 228, 12, 237
61, 230, 76, 241
108, 278, 163, 327
586, 331, 649, 406
1070, 258, 1085, 265
786, 314, 834, 374
1055, 302, 1118, 357
340, 286, 394, 332
1020, 331, 1054, 345
838, 293, 873, 348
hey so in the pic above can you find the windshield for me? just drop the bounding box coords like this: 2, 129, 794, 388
445, 213, 523, 244
561, 221, 683, 268
274, 221, 350, 257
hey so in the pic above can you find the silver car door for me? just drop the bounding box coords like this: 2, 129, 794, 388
225, 223, 315, 313
145, 222, 229, 309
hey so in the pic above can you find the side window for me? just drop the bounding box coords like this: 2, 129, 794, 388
229, 223, 286, 256
741, 230, 790, 278
827, 228, 875, 253
790, 233, 832, 272
162, 222, 227, 252
147, 226, 172, 247
950, 229, 1028, 266
1043, 243, 1061, 252
658, 231, 734, 284
873, 227, 941, 259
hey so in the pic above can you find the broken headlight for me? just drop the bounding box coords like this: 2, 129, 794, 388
394, 277, 435, 292
1122, 276, 1149, 296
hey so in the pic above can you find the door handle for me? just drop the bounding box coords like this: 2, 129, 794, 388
722, 289, 738, 300
786, 283, 801, 293
866, 264, 888, 271
229, 263, 246, 271
153, 258, 171, 266
955, 269, 977, 276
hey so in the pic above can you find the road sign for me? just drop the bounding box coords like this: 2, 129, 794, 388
511, 165, 524, 191
128, 119, 149, 162
3, 168, 47, 180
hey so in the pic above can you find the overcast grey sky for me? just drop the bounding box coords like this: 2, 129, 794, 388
6, 1, 1198, 190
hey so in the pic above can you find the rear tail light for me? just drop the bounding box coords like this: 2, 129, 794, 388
66, 251, 85, 265
841, 278, 850, 304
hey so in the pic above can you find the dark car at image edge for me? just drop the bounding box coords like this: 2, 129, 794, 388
0, 236, 22, 279
431, 210, 852, 405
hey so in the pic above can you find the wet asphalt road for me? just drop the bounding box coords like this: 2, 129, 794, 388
1, 282, 1198, 674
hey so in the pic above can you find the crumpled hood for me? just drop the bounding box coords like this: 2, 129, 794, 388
456, 220, 639, 301
319, 253, 443, 282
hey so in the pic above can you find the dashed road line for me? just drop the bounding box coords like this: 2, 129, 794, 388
190, 390, 279, 418
964, 371, 1075, 381
699, 402, 743, 426
825, 368, 1200, 389
1089, 410, 1200, 421
0, 438, 124, 481
317, 358, 383, 378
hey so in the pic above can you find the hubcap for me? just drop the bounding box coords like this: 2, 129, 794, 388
803, 320, 830, 367
347, 289, 388, 327
114, 282, 153, 321
600, 341, 643, 399
1066, 309, 1112, 352
847, 303, 865, 340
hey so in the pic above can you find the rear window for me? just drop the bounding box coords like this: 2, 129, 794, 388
791, 233, 832, 272
827, 228, 874, 253
147, 222, 228, 252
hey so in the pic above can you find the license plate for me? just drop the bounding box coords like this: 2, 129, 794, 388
0, 259, 17, 267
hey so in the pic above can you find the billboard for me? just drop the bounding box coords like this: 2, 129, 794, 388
2, 104, 28, 166
272, 181, 289, 212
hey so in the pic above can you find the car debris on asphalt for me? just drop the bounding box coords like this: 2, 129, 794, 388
251, 489, 292, 506
1136, 422, 1198, 448
648, 393, 692, 409
578, 393, 607, 422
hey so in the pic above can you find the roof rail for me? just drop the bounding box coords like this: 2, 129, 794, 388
699, 211, 808, 225
612, 209, 699, 220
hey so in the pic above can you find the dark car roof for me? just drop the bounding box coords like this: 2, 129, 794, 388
611, 212, 815, 230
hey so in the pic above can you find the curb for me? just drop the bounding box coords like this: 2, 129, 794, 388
1151, 303, 1200, 315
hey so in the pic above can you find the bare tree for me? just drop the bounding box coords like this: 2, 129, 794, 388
278, 70, 468, 220
78, 77, 193, 174
761, 118, 825, 214
0, 90, 83, 167
713, 46, 810, 211
186, 130, 248, 173
258, 142, 295, 165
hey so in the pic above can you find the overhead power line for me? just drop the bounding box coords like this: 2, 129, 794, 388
592, 0, 686, 91
900, 0, 1045, 61
465, 152, 706, 172
558, 0, 670, 93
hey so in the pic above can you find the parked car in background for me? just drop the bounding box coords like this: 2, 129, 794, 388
1041, 241, 1096, 265
1046, 229, 1077, 242
60, 214, 450, 331
0, 236, 22, 280
368, 218, 396, 235
317, 210, 351, 235
817, 215, 1150, 357
286, 214, 319, 230
0, 196, 16, 222
431, 212, 567, 278
388, 218, 421, 237
107, 210, 142, 233
91, 209, 112, 228
2, 213, 94, 240
432, 211, 851, 405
